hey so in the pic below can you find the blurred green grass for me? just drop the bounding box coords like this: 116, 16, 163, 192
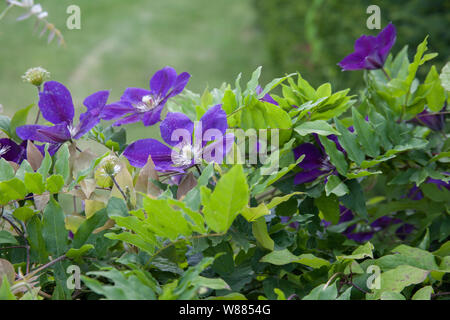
0, 0, 272, 141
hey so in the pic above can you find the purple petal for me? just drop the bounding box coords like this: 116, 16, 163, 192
112, 113, 142, 127
101, 101, 135, 121
196, 104, 228, 146
121, 88, 152, 105
202, 133, 235, 164
38, 81, 74, 125
123, 138, 175, 170
167, 72, 191, 98
0, 138, 25, 163
36, 124, 71, 143
376, 23, 396, 63
141, 104, 164, 127
150, 66, 178, 98
74, 111, 101, 140
293, 169, 324, 185
160, 112, 194, 147
293, 143, 324, 170
16, 124, 68, 144
83, 90, 110, 114
395, 223, 415, 240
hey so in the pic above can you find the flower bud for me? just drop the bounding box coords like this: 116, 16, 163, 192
22, 67, 50, 87
100, 155, 122, 177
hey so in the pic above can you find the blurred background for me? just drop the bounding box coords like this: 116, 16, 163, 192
0, 0, 448, 138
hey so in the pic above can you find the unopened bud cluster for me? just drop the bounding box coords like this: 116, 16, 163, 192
22, 67, 50, 87
100, 155, 122, 177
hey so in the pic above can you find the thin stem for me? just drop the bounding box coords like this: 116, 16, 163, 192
0, 4, 13, 21
381, 67, 391, 82
0, 245, 28, 250
34, 85, 42, 124
26, 254, 66, 278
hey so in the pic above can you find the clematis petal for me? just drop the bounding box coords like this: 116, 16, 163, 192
0, 138, 25, 163
293, 169, 324, 185
16, 124, 62, 144
74, 111, 101, 140
166, 72, 191, 98
160, 112, 194, 147
196, 104, 228, 146
338, 51, 367, 71
112, 113, 142, 127
38, 81, 75, 125
376, 23, 396, 62
123, 138, 177, 171
121, 88, 152, 105
293, 143, 324, 170
141, 104, 164, 127
150, 66, 178, 98
36, 124, 71, 143
101, 101, 135, 121
202, 133, 235, 164
83, 90, 110, 114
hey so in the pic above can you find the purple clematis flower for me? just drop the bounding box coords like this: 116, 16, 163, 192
16, 81, 110, 155
102, 66, 191, 127
324, 205, 414, 243
0, 138, 26, 164
407, 177, 450, 200
256, 85, 279, 106
293, 142, 336, 185
123, 104, 234, 172
338, 23, 396, 71
411, 106, 446, 131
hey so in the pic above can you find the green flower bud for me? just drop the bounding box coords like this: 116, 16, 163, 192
22, 67, 50, 87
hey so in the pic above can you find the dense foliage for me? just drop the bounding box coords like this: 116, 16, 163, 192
253, 0, 450, 91
0, 23, 449, 300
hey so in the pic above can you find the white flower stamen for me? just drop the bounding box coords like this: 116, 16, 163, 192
67, 124, 78, 137
135, 95, 159, 113
0, 144, 11, 157
172, 144, 202, 167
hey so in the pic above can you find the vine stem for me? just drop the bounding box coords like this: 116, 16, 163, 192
34, 85, 42, 124
0, 4, 13, 21
381, 67, 391, 82
145, 233, 225, 268
26, 254, 66, 279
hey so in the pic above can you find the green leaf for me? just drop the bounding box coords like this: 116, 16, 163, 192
294, 120, 340, 136
66, 244, 94, 259
341, 179, 368, 220
202, 165, 249, 233
325, 175, 349, 197
315, 193, 340, 225
0, 158, 15, 182
0, 178, 28, 204
54, 144, 70, 182
412, 286, 434, 300
337, 242, 374, 261
367, 265, 429, 300
439, 61, 450, 91
242, 203, 270, 222
24, 172, 45, 195
9, 104, 34, 142
191, 276, 230, 291
0, 231, 18, 245
13, 206, 37, 222
143, 197, 192, 240
380, 292, 406, 300
37, 146, 52, 179
335, 118, 365, 165
303, 283, 337, 300
0, 115, 11, 137
318, 135, 348, 175
0, 277, 16, 300
252, 217, 274, 251
42, 198, 69, 256
45, 175, 65, 193
352, 108, 379, 158
260, 249, 330, 268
